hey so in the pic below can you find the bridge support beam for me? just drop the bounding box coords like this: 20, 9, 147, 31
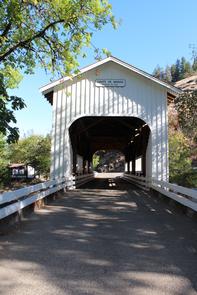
132, 159, 136, 175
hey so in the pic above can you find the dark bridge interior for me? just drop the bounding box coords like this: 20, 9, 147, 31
69, 116, 150, 176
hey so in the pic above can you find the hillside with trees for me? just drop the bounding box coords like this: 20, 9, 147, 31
157, 55, 197, 187
153, 56, 197, 83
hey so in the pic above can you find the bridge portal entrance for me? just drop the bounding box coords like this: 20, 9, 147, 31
69, 116, 150, 177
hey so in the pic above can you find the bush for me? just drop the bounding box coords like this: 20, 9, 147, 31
0, 134, 10, 187
169, 130, 192, 186
171, 170, 197, 188
0, 161, 10, 188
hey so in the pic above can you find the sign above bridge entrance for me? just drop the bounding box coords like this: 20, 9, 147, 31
95, 79, 126, 87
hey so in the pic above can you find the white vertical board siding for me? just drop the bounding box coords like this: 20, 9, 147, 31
51, 61, 168, 180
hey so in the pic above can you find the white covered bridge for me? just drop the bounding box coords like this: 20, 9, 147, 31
0, 56, 196, 223
41, 56, 179, 181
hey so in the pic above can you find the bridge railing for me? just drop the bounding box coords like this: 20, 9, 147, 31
72, 173, 94, 188
152, 178, 197, 212
0, 178, 68, 220
122, 173, 150, 190
0, 173, 95, 220
123, 173, 197, 212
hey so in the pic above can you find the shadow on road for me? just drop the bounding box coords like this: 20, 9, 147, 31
0, 177, 197, 295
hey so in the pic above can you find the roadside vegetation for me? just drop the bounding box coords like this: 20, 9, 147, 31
0, 134, 51, 191
168, 91, 197, 187
154, 54, 197, 188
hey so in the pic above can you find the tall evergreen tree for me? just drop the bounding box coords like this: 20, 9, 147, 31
153, 55, 197, 84
174, 59, 181, 81
164, 65, 172, 82
180, 57, 192, 79
152, 65, 166, 81
192, 57, 197, 72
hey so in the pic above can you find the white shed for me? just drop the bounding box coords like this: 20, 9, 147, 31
40, 56, 181, 181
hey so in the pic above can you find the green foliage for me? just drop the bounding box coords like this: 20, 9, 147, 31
0, 74, 26, 143
174, 90, 197, 140
169, 131, 192, 184
151, 55, 197, 187
0, 0, 116, 76
175, 171, 197, 188
0, 133, 10, 186
93, 154, 100, 169
0, 0, 115, 142
9, 135, 51, 178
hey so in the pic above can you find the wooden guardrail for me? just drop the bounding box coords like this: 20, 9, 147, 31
0, 178, 67, 220
0, 173, 95, 220
122, 173, 150, 190
122, 173, 197, 212
151, 178, 197, 212
72, 173, 94, 188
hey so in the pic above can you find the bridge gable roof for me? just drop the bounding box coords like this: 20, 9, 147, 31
40, 56, 181, 97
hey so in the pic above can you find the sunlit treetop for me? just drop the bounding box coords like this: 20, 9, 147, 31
0, 0, 116, 143
0, 0, 116, 77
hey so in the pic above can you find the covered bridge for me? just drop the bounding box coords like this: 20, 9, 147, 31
40, 56, 181, 181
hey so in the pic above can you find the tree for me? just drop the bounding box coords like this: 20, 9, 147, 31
170, 64, 177, 83
168, 92, 197, 187
0, 0, 116, 142
0, 133, 10, 186
169, 130, 191, 184
174, 90, 197, 140
152, 65, 164, 80
192, 57, 197, 71
93, 154, 100, 170
179, 57, 192, 79
168, 103, 179, 130
173, 59, 182, 82
164, 65, 172, 83
0, 68, 25, 143
9, 135, 51, 178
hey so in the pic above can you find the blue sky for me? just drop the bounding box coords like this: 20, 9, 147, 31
11, 0, 197, 137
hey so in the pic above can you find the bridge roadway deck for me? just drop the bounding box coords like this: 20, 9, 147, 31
0, 175, 197, 295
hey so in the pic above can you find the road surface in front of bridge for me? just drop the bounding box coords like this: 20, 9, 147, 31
0, 174, 197, 295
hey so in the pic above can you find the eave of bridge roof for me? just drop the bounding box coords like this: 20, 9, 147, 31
40, 56, 182, 97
